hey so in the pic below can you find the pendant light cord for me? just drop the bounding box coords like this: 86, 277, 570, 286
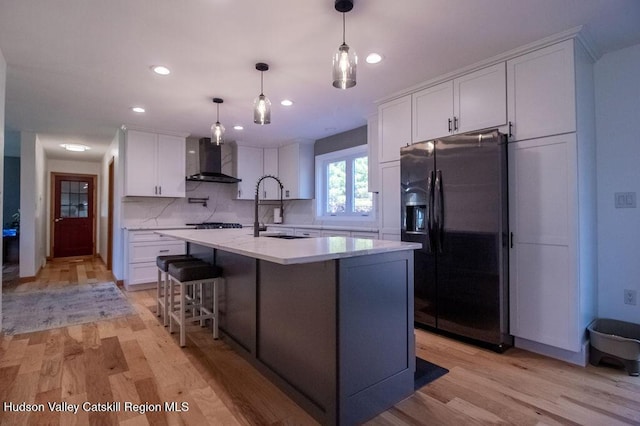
342, 13, 346, 44
260, 71, 264, 96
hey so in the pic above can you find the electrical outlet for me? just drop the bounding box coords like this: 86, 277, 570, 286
624, 289, 637, 306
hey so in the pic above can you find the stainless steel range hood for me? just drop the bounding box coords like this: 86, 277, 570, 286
186, 138, 241, 184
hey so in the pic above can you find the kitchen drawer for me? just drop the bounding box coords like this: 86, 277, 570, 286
127, 262, 160, 287
321, 230, 351, 237
129, 241, 185, 263
351, 231, 379, 240
295, 229, 322, 238
128, 230, 182, 243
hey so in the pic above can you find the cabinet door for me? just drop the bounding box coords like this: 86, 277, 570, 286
509, 134, 579, 351
379, 96, 411, 163
412, 81, 453, 143
262, 148, 280, 200
367, 114, 380, 193
454, 62, 506, 134
125, 130, 158, 196
278, 143, 298, 199
236, 146, 264, 200
157, 134, 186, 197
379, 161, 401, 237
507, 39, 576, 141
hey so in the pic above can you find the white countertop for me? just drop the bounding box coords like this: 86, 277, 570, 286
156, 228, 420, 265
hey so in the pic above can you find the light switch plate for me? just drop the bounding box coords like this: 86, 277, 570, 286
615, 192, 636, 208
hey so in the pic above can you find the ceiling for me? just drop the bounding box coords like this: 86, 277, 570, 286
2, 0, 640, 161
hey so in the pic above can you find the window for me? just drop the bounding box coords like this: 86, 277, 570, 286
316, 145, 373, 218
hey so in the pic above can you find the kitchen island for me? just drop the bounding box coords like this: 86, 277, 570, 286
157, 228, 421, 425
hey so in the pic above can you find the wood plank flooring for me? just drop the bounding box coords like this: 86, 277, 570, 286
2, 257, 639, 425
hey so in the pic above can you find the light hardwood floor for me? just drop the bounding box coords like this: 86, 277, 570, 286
1, 257, 639, 425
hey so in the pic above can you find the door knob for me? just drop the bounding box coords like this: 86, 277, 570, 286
55, 218, 63, 222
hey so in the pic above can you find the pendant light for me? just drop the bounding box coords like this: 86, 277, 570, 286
253, 63, 271, 125
211, 98, 225, 145
332, 0, 357, 89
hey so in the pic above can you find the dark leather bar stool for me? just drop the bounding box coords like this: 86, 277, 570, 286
168, 260, 223, 347
156, 255, 193, 326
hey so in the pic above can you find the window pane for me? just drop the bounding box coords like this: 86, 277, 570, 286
327, 160, 346, 214
79, 182, 89, 193
352, 156, 372, 213
69, 181, 80, 193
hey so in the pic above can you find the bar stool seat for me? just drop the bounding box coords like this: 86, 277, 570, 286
168, 260, 223, 347
156, 255, 193, 326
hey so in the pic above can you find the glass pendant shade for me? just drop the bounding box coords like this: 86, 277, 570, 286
211, 98, 225, 145
253, 63, 271, 125
211, 121, 225, 145
332, 43, 357, 89
253, 94, 271, 125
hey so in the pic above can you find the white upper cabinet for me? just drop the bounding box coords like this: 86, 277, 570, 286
412, 81, 453, 143
262, 148, 280, 200
507, 39, 576, 141
454, 62, 507, 134
413, 62, 506, 143
124, 129, 185, 197
235, 145, 264, 200
278, 141, 314, 199
378, 95, 412, 163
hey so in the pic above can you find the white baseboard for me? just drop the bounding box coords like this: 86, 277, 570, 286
514, 337, 589, 366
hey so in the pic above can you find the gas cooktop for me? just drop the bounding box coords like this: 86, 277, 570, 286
186, 222, 243, 230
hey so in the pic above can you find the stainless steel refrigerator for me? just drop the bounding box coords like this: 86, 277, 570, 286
400, 129, 512, 350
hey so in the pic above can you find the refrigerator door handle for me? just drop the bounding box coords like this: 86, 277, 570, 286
436, 169, 445, 253
427, 170, 435, 253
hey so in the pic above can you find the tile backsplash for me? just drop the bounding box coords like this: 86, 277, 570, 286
121, 181, 315, 227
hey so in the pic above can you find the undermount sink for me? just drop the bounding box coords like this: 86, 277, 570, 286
264, 235, 309, 240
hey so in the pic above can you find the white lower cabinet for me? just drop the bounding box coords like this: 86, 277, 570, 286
124, 230, 186, 291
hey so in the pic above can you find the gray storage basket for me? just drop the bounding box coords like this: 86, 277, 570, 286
588, 319, 640, 376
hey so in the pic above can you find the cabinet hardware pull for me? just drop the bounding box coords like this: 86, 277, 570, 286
154, 186, 157, 195
508, 121, 513, 138
159, 186, 162, 195
454, 116, 458, 131
510, 232, 514, 248
159, 249, 170, 253
238, 189, 242, 197
448, 118, 452, 132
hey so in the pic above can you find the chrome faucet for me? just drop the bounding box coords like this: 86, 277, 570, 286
254, 174, 284, 237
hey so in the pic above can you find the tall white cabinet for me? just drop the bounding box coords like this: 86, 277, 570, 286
507, 38, 597, 362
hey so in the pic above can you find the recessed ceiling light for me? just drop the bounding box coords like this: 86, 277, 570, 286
280, 99, 294, 107
366, 53, 383, 64
151, 65, 171, 75
131, 106, 145, 113
188, 150, 196, 154
233, 125, 244, 130
60, 144, 90, 152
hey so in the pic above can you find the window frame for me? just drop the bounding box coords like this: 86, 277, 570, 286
315, 145, 374, 221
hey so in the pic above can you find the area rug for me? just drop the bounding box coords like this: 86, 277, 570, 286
414, 357, 449, 390
2, 282, 136, 335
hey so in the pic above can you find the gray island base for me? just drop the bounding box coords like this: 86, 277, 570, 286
157, 229, 420, 425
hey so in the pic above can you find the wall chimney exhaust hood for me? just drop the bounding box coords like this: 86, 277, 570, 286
186, 138, 241, 184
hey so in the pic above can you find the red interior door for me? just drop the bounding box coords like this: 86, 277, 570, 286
53, 174, 94, 257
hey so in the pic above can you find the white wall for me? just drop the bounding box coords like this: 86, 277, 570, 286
19, 132, 46, 278
0, 46, 6, 331
46, 158, 102, 258
595, 43, 640, 323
